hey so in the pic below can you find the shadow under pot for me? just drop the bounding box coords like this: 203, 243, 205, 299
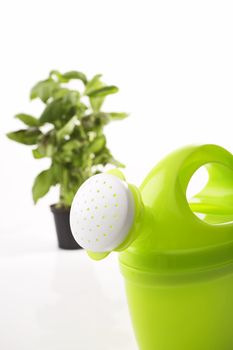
50, 205, 82, 250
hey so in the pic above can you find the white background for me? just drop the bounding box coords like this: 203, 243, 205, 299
1, 0, 233, 235
0, 1, 232, 349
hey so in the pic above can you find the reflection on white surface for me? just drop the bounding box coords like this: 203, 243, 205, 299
0, 233, 137, 350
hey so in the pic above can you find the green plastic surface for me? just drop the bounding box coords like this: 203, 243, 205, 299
119, 144, 233, 350
85, 144, 233, 350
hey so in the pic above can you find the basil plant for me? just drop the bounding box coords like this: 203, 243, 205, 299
7, 70, 128, 208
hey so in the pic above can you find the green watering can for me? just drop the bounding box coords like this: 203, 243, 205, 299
70, 144, 233, 350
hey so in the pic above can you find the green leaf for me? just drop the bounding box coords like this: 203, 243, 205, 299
32, 143, 54, 159
109, 112, 129, 120
89, 135, 106, 153
39, 91, 81, 124
32, 167, 55, 203
87, 86, 119, 98
54, 150, 73, 163
62, 71, 87, 85
82, 113, 109, 131
90, 96, 105, 113
33, 131, 56, 158
30, 79, 60, 102
57, 116, 77, 141
109, 158, 125, 168
32, 148, 45, 159
63, 139, 82, 152
84, 74, 106, 112
93, 149, 110, 165
40, 99, 66, 123
49, 70, 68, 83
7, 128, 41, 145
92, 147, 125, 168
84, 74, 103, 95
62, 90, 80, 105
84, 74, 105, 112
95, 112, 111, 125
52, 88, 70, 99
15, 114, 40, 127
52, 162, 63, 183
76, 101, 88, 117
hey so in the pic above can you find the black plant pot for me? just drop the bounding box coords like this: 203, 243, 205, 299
50, 205, 82, 250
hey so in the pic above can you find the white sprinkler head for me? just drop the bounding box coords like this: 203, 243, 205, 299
70, 173, 135, 252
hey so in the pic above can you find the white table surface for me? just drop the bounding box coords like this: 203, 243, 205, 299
0, 232, 137, 350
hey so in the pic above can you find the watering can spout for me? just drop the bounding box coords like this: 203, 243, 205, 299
70, 144, 233, 263
70, 167, 157, 260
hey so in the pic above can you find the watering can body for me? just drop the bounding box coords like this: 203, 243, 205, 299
119, 144, 233, 350
70, 144, 233, 350
122, 269, 233, 350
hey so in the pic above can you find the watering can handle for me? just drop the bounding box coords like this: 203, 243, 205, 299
178, 144, 233, 199
177, 144, 233, 244
178, 144, 233, 251
140, 144, 233, 250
